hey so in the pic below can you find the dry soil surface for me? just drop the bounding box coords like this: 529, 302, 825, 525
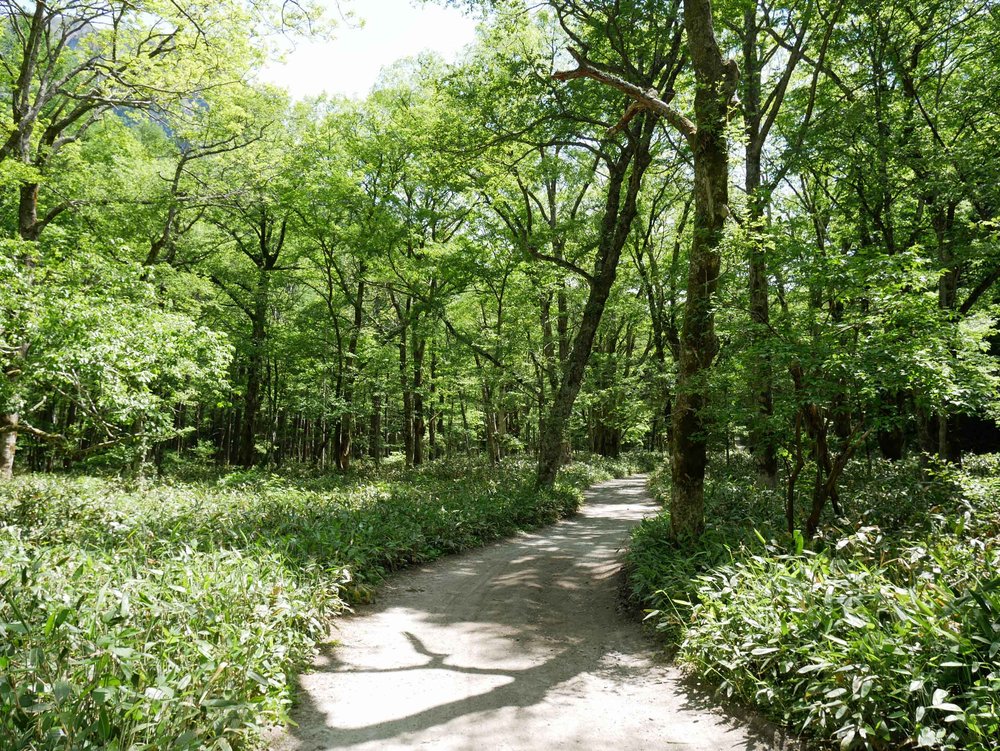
268, 474, 794, 751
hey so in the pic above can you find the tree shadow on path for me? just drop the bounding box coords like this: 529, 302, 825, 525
276, 476, 805, 751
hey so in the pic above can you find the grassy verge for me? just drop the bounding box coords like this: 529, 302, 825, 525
626, 454, 1000, 750
0, 452, 653, 751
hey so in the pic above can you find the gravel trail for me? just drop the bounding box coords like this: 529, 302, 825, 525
268, 475, 793, 750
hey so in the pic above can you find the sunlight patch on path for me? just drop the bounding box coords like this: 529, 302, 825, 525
267, 475, 796, 751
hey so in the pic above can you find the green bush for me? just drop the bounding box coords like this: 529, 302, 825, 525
627, 454, 1000, 750
0, 452, 646, 750
0, 537, 337, 751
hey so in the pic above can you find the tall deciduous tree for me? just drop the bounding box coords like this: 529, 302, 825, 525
668, 0, 738, 538
544, 0, 737, 535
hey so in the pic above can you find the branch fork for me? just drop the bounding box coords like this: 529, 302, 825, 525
553, 47, 697, 144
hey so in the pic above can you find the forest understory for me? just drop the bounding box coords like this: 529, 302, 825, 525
2, 450, 998, 750
0, 454, 656, 749
628, 451, 1000, 751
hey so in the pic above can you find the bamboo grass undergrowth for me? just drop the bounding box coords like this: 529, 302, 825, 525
626, 453, 1000, 750
0, 452, 655, 750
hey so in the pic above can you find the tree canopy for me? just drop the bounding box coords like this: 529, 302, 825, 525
1, 0, 997, 539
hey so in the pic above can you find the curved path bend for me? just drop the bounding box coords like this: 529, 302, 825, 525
269, 475, 791, 751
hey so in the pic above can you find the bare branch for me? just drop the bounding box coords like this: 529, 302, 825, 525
553, 47, 697, 143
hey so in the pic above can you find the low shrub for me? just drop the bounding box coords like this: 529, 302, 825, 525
0, 452, 646, 750
627, 453, 1000, 750
0, 537, 338, 751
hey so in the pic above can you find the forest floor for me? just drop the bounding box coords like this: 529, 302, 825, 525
266, 475, 799, 751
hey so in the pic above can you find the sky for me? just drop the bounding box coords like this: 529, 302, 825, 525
258, 0, 480, 99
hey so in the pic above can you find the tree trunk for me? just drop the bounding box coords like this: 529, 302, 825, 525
239, 336, 264, 467
237, 269, 269, 468
536, 118, 655, 488
670, 0, 738, 539
436, 407, 446, 458
0, 182, 43, 479
738, 0, 813, 487
369, 392, 382, 463
742, 6, 778, 487
19, 182, 40, 242
459, 393, 471, 454
745, 146, 777, 485
337, 277, 366, 472
412, 333, 426, 466
429, 349, 444, 459
484, 408, 500, 463
938, 413, 962, 465
399, 329, 414, 468
482, 386, 501, 464
935, 204, 963, 464
0, 413, 19, 480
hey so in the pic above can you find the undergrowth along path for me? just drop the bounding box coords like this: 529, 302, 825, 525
268, 475, 792, 751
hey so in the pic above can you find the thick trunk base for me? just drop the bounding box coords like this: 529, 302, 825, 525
670, 393, 707, 539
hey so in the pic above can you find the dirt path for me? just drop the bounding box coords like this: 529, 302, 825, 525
268, 475, 791, 750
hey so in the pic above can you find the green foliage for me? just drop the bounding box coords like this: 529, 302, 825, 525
0, 536, 333, 751
0, 454, 640, 748
1, 243, 231, 454
628, 455, 1000, 750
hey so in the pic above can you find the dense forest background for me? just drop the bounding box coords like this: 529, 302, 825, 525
2, 0, 998, 508
1, 0, 999, 748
